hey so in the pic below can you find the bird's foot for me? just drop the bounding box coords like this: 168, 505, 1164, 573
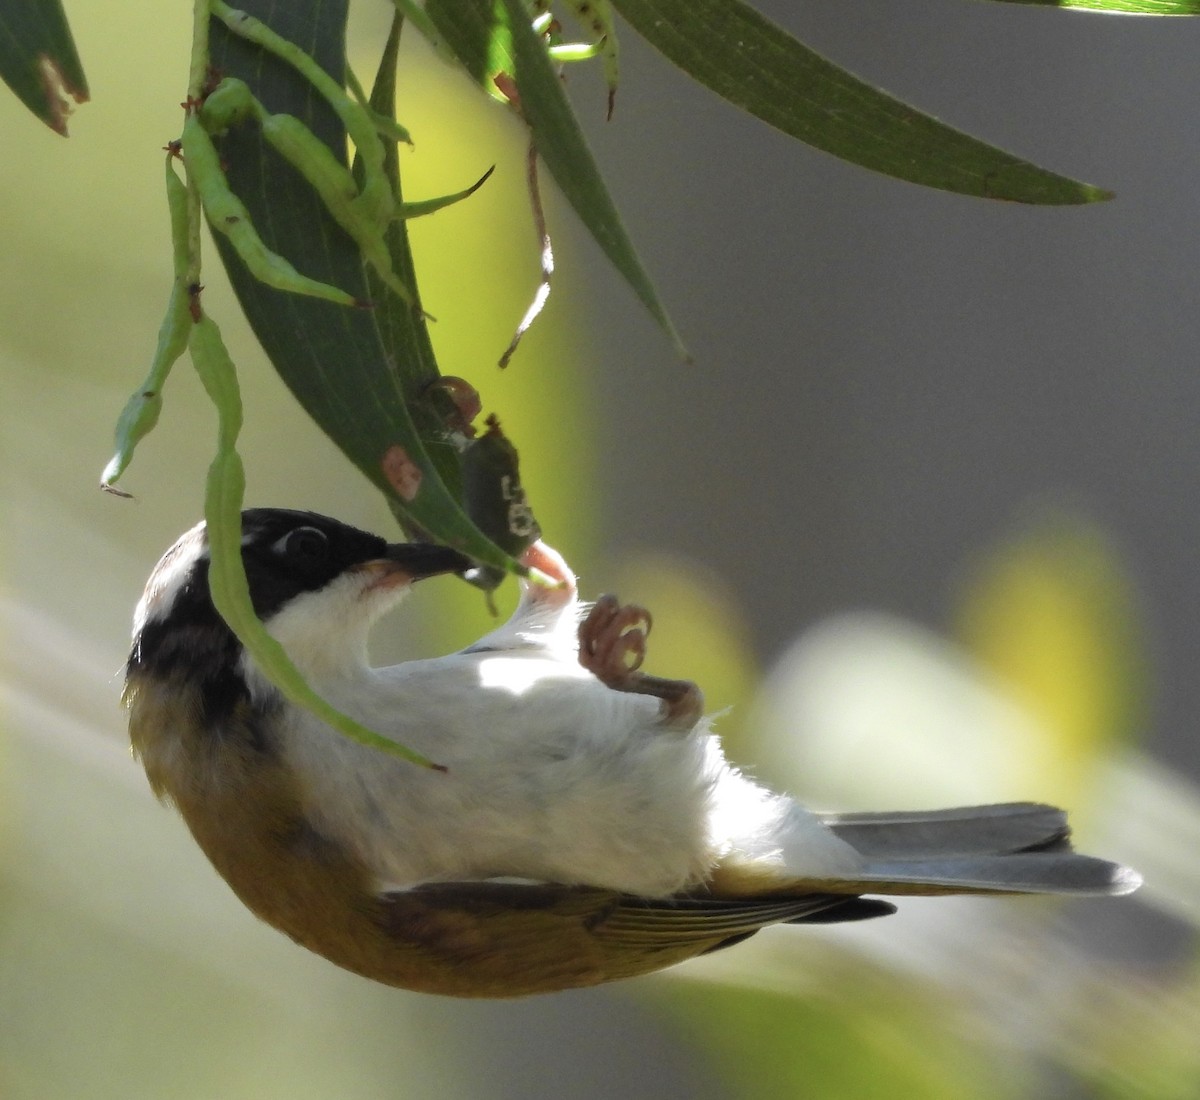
578, 594, 703, 730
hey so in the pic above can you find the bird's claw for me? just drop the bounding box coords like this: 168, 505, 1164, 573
579, 594, 702, 730
580, 594, 650, 674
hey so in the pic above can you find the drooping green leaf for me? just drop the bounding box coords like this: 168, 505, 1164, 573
502, 0, 687, 353
101, 156, 193, 493
0, 0, 87, 135
426, 0, 687, 357
985, 0, 1200, 11
611, 0, 1111, 204
204, 0, 520, 573
190, 311, 442, 769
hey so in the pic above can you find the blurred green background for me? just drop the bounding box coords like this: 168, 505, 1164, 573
2, 2, 1198, 1098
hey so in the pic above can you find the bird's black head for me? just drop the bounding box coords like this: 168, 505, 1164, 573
239, 509, 392, 620
127, 508, 472, 690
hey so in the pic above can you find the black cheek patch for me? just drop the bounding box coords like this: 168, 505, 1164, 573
197, 661, 253, 730
195, 655, 285, 757
238, 512, 390, 621
130, 615, 278, 756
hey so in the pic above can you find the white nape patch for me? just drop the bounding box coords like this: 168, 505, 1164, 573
132, 520, 207, 635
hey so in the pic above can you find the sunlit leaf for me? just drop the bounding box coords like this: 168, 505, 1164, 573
612, 0, 1111, 204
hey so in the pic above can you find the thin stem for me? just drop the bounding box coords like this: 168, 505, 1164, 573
187, 0, 211, 100
185, 0, 210, 287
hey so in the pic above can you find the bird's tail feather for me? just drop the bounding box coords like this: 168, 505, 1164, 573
818, 802, 1070, 859
849, 852, 1140, 896
806, 802, 1141, 897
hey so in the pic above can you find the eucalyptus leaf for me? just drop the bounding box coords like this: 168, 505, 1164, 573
205, 0, 521, 573
426, 0, 687, 357
611, 0, 1111, 204
0, 0, 87, 134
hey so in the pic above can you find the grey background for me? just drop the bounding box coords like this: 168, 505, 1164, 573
573, 1, 1200, 777
2, 4, 1195, 1097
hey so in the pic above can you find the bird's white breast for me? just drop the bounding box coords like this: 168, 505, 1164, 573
268, 645, 746, 896
248, 580, 861, 897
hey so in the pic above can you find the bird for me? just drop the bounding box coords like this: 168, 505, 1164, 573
124, 508, 1141, 997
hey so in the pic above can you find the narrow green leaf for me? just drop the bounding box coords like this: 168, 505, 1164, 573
611, 0, 1111, 204
205, 0, 520, 572
190, 313, 442, 769
101, 155, 193, 493
427, 0, 687, 357
501, 0, 687, 354
398, 165, 495, 219
0, 0, 88, 135
985, 0, 1200, 11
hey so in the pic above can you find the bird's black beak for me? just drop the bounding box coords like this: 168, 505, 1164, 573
381, 542, 474, 580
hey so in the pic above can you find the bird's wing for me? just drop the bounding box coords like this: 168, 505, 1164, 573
594, 890, 893, 946
375, 880, 890, 996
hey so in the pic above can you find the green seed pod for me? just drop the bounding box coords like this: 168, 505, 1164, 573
198, 77, 256, 133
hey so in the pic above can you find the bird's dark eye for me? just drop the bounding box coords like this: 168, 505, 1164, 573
274, 526, 330, 568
